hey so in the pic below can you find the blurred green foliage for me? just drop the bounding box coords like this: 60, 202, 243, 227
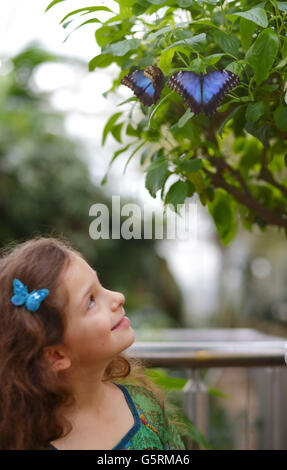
144, 367, 212, 449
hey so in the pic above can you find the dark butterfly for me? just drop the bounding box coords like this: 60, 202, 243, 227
167, 69, 240, 116
120, 65, 164, 107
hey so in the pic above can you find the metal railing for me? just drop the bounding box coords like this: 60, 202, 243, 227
126, 328, 287, 450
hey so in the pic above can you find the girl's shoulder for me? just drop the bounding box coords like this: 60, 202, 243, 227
119, 383, 163, 409
117, 382, 165, 422
118, 383, 186, 450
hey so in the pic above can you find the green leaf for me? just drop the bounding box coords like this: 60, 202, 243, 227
274, 55, 287, 70
190, 57, 205, 74
189, 17, 216, 27
145, 156, 169, 198
232, 136, 246, 154
111, 122, 124, 143
259, 83, 279, 93
208, 387, 229, 399
132, 0, 150, 16
62, 20, 73, 30
102, 112, 123, 145
95, 22, 132, 48
268, 152, 286, 172
246, 28, 279, 85
282, 37, 287, 59
218, 105, 242, 138
179, 158, 203, 173
159, 48, 175, 75
63, 18, 101, 43
225, 60, 243, 76
89, 54, 114, 71
161, 34, 206, 53
185, 171, 205, 199
212, 30, 240, 57
246, 101, 265, 123
170, 119, 198, 143
123, 141, 146, 174
126, 123, 139, 137
244, 121, 270, 146
239, 140, 262, 178
148, 0, 167, 4
227, 7, 268, 28
277, 2, 287, 12
177, 109, 194, 128
100, 144, 131, 185
205, 53, 226, 66
206, 186, 215, 202
203, 0, 220, 4
148, 91, 173, 130
103, 38, 141, 56
239, 17, 257, 53
186, 180, 196, 197
45, 0, 66, 12
140, 146, 152, 165
118, 0, 135, 15
168, 407, 212, 449
208, 189, 237, 245
145, 368, 187, 390
164, 180, 189, 213
59, 6, 113, 25
147, 25, 171, 40
148, 91, 174, 130
274, 104, 287, 132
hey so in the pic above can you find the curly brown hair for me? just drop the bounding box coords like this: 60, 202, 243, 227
0, 235, 168, 450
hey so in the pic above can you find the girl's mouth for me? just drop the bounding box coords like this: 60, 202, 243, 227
111, 316, 130, 331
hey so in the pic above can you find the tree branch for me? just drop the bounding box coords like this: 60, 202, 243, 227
202, 148, 251, 197
201, 121, 287, 230
203, 166, 287, 229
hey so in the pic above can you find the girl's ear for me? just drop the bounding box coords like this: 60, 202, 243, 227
44, 346, 71, 372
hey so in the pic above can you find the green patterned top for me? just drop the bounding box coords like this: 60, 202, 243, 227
111, 383, 185, 450
49, 382, 185, 450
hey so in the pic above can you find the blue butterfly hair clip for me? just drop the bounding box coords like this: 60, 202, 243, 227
11, 278, 50, 313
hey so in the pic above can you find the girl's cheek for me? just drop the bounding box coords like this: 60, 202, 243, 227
89, 316, 108, 332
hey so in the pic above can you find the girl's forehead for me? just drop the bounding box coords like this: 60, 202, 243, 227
61, 255, 96, 312
63, 255, 93, 289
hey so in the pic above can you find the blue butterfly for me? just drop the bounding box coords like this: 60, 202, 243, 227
11, 278, 50, 313
120, 65, 164, 106
167, 69, 240, 116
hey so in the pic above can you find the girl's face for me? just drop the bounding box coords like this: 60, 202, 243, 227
60, 254, 135, 368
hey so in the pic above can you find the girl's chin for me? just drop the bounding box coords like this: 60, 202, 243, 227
122, 328, 135, 348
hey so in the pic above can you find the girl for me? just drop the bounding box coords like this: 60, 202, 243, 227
0, 235, 185, 450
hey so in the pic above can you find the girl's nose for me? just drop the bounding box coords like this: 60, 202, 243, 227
111, 291, 125, 311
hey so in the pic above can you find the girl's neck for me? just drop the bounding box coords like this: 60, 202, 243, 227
61, 366, 112, 417
72, 382, 111, 416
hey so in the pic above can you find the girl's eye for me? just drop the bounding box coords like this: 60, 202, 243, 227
88, 295, 96, 310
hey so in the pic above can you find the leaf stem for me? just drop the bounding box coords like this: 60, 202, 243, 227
219, 0, 230, 33
148, 91, 174, 130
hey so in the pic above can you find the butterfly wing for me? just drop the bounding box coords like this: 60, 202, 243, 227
26, 289, 50, 313
11, 278, 28, 306
202, 69, 240, 116
167, 71, 202, 115
143, 65, 164, 104
121, 66, 164, 106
